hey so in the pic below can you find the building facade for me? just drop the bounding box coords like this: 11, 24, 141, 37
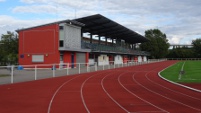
17, 14, 149, 68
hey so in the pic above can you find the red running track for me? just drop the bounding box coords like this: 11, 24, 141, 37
0, 61, 201, 113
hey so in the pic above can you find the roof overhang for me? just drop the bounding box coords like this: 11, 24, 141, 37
16, 20, 85, 32
74, 14, 148, 44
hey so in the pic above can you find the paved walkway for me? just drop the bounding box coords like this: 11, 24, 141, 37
0, 64, 130, 85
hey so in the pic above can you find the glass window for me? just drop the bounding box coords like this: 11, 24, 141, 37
59, 40, 64, 47
59, 26, 64, 30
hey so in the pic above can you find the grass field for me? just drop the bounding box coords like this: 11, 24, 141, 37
160, 61, 201, 83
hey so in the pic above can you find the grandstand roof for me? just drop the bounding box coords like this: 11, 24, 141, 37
74, 14, 148, 43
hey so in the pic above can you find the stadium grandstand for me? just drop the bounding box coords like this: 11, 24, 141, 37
16, 14, 150, 67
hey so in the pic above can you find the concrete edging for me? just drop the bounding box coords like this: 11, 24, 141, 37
158, 66, 201, 93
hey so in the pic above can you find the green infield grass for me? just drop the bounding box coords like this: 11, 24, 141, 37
160, 61, 201, 83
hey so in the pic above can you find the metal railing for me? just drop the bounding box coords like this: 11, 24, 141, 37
0, 59, 167, 85
81, 42, 150, 56
167, 58, 201, 60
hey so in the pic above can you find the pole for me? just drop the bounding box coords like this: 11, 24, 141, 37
53, 64, 55, 77
11, 65, 14, 83
35, 65, 37, 80
67, 63, 69, 75
87, 63, 89, 72
95, 62, 97, 71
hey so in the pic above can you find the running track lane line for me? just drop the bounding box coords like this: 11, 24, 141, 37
133, 72, 201, 112
48, 71, 107, 113
101, 71, 130, 113
81, 71, 110, 113
145, 73, 201, 101
47, 75, 81, 113
118, 72, 168, 113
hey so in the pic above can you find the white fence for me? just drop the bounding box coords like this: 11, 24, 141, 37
0, 59, 167, 85
167, 58, 201, 60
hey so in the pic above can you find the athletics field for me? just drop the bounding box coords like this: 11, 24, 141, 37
160, 60, 201, 83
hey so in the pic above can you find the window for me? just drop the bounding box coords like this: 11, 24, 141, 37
32, 55, 44, 63
59, 40, 64, 47
59, 26, 64, 30
60, 55, 63, 61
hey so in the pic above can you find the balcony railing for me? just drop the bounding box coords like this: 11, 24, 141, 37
81, 42, 150, 56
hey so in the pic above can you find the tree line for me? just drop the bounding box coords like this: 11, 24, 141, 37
0, 30, 201, 65
140, 29, 201, 59
0, 31, 18, 65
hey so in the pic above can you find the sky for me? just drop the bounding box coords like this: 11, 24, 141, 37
1, 0, 201, 44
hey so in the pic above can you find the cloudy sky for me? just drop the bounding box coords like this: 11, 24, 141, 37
1, 0, 201, 44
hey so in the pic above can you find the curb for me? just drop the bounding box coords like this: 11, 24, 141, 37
158, 66, 201, 93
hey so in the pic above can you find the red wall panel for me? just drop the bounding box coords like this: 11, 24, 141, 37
18, 24, 59, 65
63, 52, 77, 68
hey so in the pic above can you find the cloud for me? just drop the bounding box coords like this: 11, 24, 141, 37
1, 0, 201, 44
0, 15, 56, 37
12, 5, 58, 14
20, 0, 48, 4
0, 0, 6, 2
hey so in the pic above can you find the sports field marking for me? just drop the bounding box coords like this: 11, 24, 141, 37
145, 73, 201, 101
133, 72, 201, 112
161, 61, 201, 83
130, 111, 167, 113
101, 72, 130, 113
159, 62, 201, 93
178, 61, 185, 80
48, 72, 98, 113
80, 71, 108, 113
118, 72, 168, 113
47, 75, 81, 113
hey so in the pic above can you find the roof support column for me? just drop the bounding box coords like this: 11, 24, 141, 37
98, 36, 101, 44
105, 37, 107, 45
134, 44, 137, 50
90, 33, 92, 43
81, 30, 83, 42
112, 38, 114, 46
130, 43, 132, 49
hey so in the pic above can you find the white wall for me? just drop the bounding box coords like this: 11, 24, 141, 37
138, 56, 142, 62
114, 55, 123, 64
98, 55, 109, 66
143, 56, 147, 62
89, 59, 95, 66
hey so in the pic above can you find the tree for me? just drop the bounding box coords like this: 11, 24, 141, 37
192, 38, 201, 58
0, 31, 18, 65
140, 29, 169, 59
167, 46, 194, 58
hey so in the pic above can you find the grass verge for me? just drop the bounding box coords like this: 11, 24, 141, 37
160, 61, 201, 83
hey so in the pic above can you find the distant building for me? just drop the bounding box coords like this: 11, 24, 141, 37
16, 14, 149, 67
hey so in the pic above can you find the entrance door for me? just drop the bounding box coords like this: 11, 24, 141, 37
76, 52, 86, 67
71, 53, 74, 68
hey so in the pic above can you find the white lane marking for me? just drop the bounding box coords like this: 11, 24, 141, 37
80, 72, 106, 113
101, 72, 130, 113
133, 72, 201, 112
179, 61, 186, 80
145, 73, 201, 101
47, 75, 80, 113
118, 73, 168, 113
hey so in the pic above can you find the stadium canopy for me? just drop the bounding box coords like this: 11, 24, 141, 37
74, 14, 148, 43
